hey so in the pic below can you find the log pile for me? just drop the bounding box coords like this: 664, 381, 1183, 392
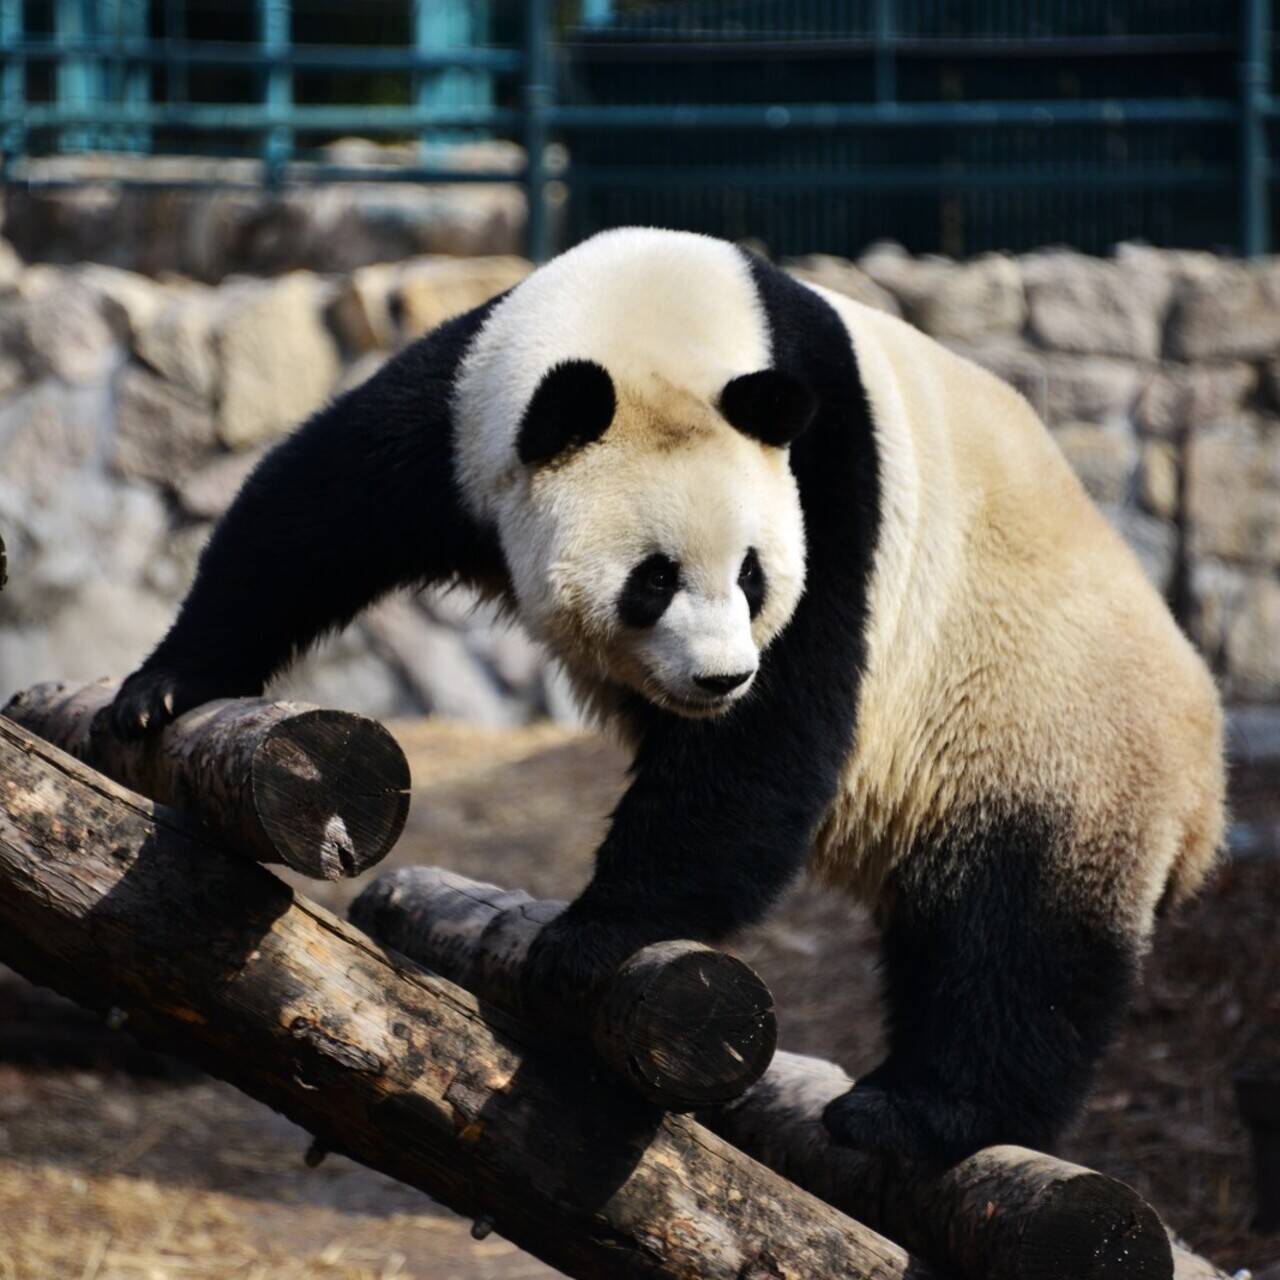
355, 866, 1232, 1280
0, 714, 932, 1280
0, 669, 1235, 1280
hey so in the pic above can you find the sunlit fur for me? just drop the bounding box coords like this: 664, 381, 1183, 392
805, 284, 1225, 936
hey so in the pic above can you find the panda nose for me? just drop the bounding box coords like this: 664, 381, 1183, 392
694, 670, 753, 695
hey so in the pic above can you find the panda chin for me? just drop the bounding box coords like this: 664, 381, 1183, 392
645, 684, 742, 720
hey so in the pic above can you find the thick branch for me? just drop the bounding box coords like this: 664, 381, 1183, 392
351, 866, 777, 1110
357, 866, 1233, 1280
0, 716, 937, 1280
3, 679, 409, 879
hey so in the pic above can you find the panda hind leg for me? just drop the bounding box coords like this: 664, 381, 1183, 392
823, 816, 1140, 1166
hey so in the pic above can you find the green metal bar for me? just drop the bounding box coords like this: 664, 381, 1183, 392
55, 0, 94, 152
564, 165, 1232, 191
1239, 0, 1271, 255
259, 0, 291, 186
874, 0, 896, 104
5, 104, 520, 131
165, 0, 187, 107
0, 0, 23, 177
524, 0, 552, 262
7, 38, 524, 72
547, 99, 1239, 128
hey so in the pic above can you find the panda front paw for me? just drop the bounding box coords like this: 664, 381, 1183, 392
106, 667, 248, 741
822, 1077, 981, 1166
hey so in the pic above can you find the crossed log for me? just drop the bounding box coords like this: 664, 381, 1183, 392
0, 671, 1231, 1279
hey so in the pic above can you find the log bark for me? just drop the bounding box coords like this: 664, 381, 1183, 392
349, 866, 778, 1110
2, 678, 409, 880
356, 865, 1237, 1280
0, 716, 938, 1280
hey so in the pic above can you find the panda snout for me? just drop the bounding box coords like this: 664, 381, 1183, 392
693, 670, 754, 696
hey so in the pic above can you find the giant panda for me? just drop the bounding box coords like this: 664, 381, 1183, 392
110, 227, 1225, 1163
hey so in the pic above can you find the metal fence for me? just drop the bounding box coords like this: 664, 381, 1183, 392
0, 0, 1277, 262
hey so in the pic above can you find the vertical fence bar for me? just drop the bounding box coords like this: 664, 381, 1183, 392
121, 0, 149, 152
581, 0, 614, 26
0, 0, 23, 177
874, 0, 896, 104
524, 0, 552, 261
1239, 0, 1271, 256
415, 0, 474, 155
259, 0, 291, 186
55, 0, 94, 151
166, 0, 187, 110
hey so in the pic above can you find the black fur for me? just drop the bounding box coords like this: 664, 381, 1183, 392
516, 358, 616, 466
523, 252, 881, 1013
823, 806, 1138, 1165
617, 553, 680, 629
110, 299, 508, 738
718, 368, 817, 447
738, 547, 765, 619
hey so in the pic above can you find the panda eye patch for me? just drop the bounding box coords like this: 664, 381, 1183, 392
738, 547, 766, 619
618, 553, 680, 628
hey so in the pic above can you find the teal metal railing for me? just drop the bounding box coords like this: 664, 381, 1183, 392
0, 0, 1276, 260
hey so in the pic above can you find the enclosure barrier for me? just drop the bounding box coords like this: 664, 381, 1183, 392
0, 0, 1276, 258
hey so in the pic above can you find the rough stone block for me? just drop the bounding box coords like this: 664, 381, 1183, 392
0, 380, 101, 502
1188, 559, 1280, 700
1023, 251, 1172, 360
394, 255, 530, 341
0, 270, 122, 386
133, 291, 218, 399
1167, 260, 1280, 361
1135, 363, 1257, 439
1138, 441, 1180, 519
216, 272, 340, 448
1185, 416, 1280, 564
862, 248, 1024, 341
327, 262, 401, 353
112, 365, 219, 487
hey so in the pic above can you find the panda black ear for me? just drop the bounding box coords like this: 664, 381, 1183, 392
517, 359, 616, 466
718, 369, 816, 447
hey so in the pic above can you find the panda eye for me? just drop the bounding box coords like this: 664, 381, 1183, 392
738, 547, 766, 619
645, 558, 678, 593
618, 553, 681, 628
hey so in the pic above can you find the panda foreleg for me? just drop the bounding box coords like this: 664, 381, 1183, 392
109, 304, 504, 740
823, 811, 1139, 1164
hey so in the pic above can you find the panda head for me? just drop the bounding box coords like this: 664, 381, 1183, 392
494, 358, 813, 719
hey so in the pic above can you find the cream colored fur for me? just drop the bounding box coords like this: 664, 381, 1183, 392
806, 285, 1224, 938
452, 228, 1224, 938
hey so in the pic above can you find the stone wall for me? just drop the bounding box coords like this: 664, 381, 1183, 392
0, 238, 1276, 718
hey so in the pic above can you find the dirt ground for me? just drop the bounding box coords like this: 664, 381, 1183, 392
1, 717, 1277, 1279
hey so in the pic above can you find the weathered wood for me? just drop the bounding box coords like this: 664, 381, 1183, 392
358, 866, 1237, 1280
707, 1050, 1174, 1280
2, 678, 409, 880
0, 717, 939, 1280
349, 866, 777, 1110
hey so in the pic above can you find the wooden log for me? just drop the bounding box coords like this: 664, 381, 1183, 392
2, 678, 409, 880
357, 866, 1238, 1280
349, 866, 777, 1111
0, 716, 938, 1280
707, 1050, 1177, 1280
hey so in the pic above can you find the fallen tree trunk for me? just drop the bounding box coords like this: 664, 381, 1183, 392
3, 678, 409, 880
354, 864, 1233, 1280
351, 867, 777, 1110
0, 715, 937, 1280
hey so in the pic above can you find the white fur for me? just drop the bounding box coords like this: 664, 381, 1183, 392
451, 228, 802, 720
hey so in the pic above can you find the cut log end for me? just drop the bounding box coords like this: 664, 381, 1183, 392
1016, 1169, 1173, 1280
253, 710, 410, 880
599, 943, 777, 1110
